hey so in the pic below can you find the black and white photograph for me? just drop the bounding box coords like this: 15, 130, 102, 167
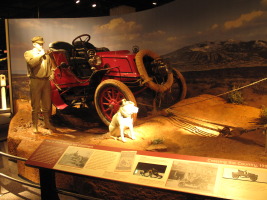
57, 146, 93, 168
223, 167, 267, 183
166, 161, 218, 193
115, 151, 137, 172
133, 162, 167, 179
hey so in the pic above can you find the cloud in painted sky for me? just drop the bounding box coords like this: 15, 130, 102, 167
224, 10, 264, 30
93, 17, 170, 52
17, 19, 43, 30
94, 18, 142, 35
261, 0, 267, 6
211, 24, 219, 30
166, 36, 177, 42
50, 20, 74, 30
16, 19, 74, 32
143, 30, 166, 39
92, 18, 143, 50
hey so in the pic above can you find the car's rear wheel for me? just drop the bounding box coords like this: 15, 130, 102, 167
249, 174, 258, 182
157, 68, 187, 108
232, 173, 239, 179
94, 79, 137, 126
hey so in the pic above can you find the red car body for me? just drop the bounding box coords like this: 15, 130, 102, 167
48, 34, 186, 125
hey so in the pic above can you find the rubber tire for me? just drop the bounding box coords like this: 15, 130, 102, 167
232, 173, 239, 179
249, 175, 258, 182
94, 79, 137, 126
135, 49, 174, 93
172, 68, 187, 101
156, 68, 187, 108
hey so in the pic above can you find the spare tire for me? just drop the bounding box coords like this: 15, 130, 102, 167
135, 49, 173, 93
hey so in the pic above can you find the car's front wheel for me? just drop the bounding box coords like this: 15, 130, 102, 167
94, 79, 137, 126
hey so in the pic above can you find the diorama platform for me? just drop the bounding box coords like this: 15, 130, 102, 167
7, 95, 267, 199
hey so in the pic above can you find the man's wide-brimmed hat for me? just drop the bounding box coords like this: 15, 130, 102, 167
31, 36, 44, 44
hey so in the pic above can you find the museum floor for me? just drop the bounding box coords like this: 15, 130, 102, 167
0, 122, 77, 200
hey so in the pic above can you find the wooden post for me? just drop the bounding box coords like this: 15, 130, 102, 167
39, 168, 60, 200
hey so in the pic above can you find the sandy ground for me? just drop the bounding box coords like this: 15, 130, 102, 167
6, 94, 267, 200
8, 94, 267, 164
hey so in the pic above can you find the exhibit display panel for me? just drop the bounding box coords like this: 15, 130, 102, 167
26, 139, 267, 200
5, 1, 267, 198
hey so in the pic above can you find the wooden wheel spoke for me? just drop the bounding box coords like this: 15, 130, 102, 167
95, 79, 137, 125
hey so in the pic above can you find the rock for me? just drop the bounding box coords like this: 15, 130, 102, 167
146, 143, 168, 151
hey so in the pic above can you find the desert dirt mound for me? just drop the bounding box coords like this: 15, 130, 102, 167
8, 94, 267, 164
6, 94, 267, 200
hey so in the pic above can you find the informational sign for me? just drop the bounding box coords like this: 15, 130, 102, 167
26, 139, 267, 200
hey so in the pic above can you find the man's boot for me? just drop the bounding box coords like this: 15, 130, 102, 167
43, 112, 56, 131
32, 113, 39, 133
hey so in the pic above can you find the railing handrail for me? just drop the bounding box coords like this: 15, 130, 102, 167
0, 150, 102, 200
0, 108, 11, 114
0, 150, 27, 161
0, 173, 101, 200
0, 172, 40, 189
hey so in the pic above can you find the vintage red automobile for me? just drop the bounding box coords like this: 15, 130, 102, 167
48, 34, 187, 125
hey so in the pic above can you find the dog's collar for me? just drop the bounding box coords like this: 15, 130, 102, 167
120, 109, 131, 118
121, 112, 129, 118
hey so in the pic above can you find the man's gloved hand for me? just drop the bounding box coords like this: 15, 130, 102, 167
46, 50, 53, 55
49, 70, 55, 80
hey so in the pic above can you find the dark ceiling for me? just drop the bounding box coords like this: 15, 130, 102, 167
0, 0, 174, 19
0, 0, 174, 51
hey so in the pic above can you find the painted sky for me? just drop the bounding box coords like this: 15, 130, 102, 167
7, 0, 267, 74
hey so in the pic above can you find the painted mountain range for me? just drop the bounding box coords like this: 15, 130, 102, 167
162, 40, 267, 72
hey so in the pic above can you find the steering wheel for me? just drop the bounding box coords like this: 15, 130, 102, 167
72, 34, 91, 46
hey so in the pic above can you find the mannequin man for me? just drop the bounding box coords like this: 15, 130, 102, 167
24, 36, 56, 133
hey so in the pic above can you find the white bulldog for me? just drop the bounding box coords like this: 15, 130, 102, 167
109, 99, 139, 142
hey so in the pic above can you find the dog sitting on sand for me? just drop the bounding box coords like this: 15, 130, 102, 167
109, 99, 139, 142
